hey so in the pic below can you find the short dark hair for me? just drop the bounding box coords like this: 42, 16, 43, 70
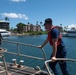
44, 18, 52, 25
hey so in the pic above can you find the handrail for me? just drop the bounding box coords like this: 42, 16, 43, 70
2, 40, 39, 48
45, 58, 76, 75
2, 40, 47, 61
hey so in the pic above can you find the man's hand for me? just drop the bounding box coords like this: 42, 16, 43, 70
51, 56, 56, 62
37, 45, 42, 49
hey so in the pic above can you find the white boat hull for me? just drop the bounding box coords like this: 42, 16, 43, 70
0, 29, 11, 37
63, 33, 76, 37
1, 32, 11, 37
62, 29, 76, 37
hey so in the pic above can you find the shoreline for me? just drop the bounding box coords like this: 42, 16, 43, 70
11, 31, 47, 36
11, 32, 29, 36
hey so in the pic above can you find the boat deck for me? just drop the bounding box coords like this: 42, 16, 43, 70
0, 62, 49, 75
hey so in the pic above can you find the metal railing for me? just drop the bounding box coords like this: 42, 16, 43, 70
2, 40, 76, 75
45, 58, 76, 75
2, 40, 47, 61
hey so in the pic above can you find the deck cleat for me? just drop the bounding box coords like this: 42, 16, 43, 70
12, 59, 17, 66
17, 60, 24, 68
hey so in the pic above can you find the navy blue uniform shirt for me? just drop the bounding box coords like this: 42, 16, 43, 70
51, 28, 66, 50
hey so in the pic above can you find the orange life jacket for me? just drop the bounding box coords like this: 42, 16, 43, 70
48, 26, 62, 46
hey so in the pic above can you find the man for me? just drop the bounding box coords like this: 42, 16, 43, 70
38, 18, 69, 75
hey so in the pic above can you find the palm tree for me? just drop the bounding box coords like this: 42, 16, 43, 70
36, 21, 39, 25
60, 24, 62, 27
40, 21, 42, 25
60, 24, 63, 31
27, 22, 30, 25
5, 17, 9, 21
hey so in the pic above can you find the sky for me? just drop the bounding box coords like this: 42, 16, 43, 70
0, 0, 76, 30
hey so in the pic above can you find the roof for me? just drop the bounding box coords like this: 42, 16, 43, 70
0, 20, 9, 23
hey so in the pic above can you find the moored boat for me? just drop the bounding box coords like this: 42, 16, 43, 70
62, 30, 76, 37
0, 29, 11, 37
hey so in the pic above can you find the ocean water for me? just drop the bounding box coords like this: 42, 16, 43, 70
1, 35, 76, 75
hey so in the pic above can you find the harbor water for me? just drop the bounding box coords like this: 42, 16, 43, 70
1, 34, 76, 75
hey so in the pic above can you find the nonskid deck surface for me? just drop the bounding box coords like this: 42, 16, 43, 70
0, 62, 49, 75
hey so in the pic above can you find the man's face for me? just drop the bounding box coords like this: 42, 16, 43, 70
44, 24, 51, 31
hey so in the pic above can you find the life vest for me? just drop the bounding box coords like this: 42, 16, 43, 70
48, 26, 62, 46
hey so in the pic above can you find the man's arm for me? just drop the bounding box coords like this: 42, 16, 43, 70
38, 37, 49, 48
51, 38, 58, 62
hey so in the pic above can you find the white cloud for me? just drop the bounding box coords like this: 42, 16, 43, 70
1, 13, 28, 20
10, 0, 26, 2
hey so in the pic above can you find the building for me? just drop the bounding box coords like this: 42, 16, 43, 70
37, 25, 41, 32
0, 20, 10, 30
27, 24, 33, 32
23, 25, 27, 32
33, 25, 37, 32
22, 24, 41, 32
